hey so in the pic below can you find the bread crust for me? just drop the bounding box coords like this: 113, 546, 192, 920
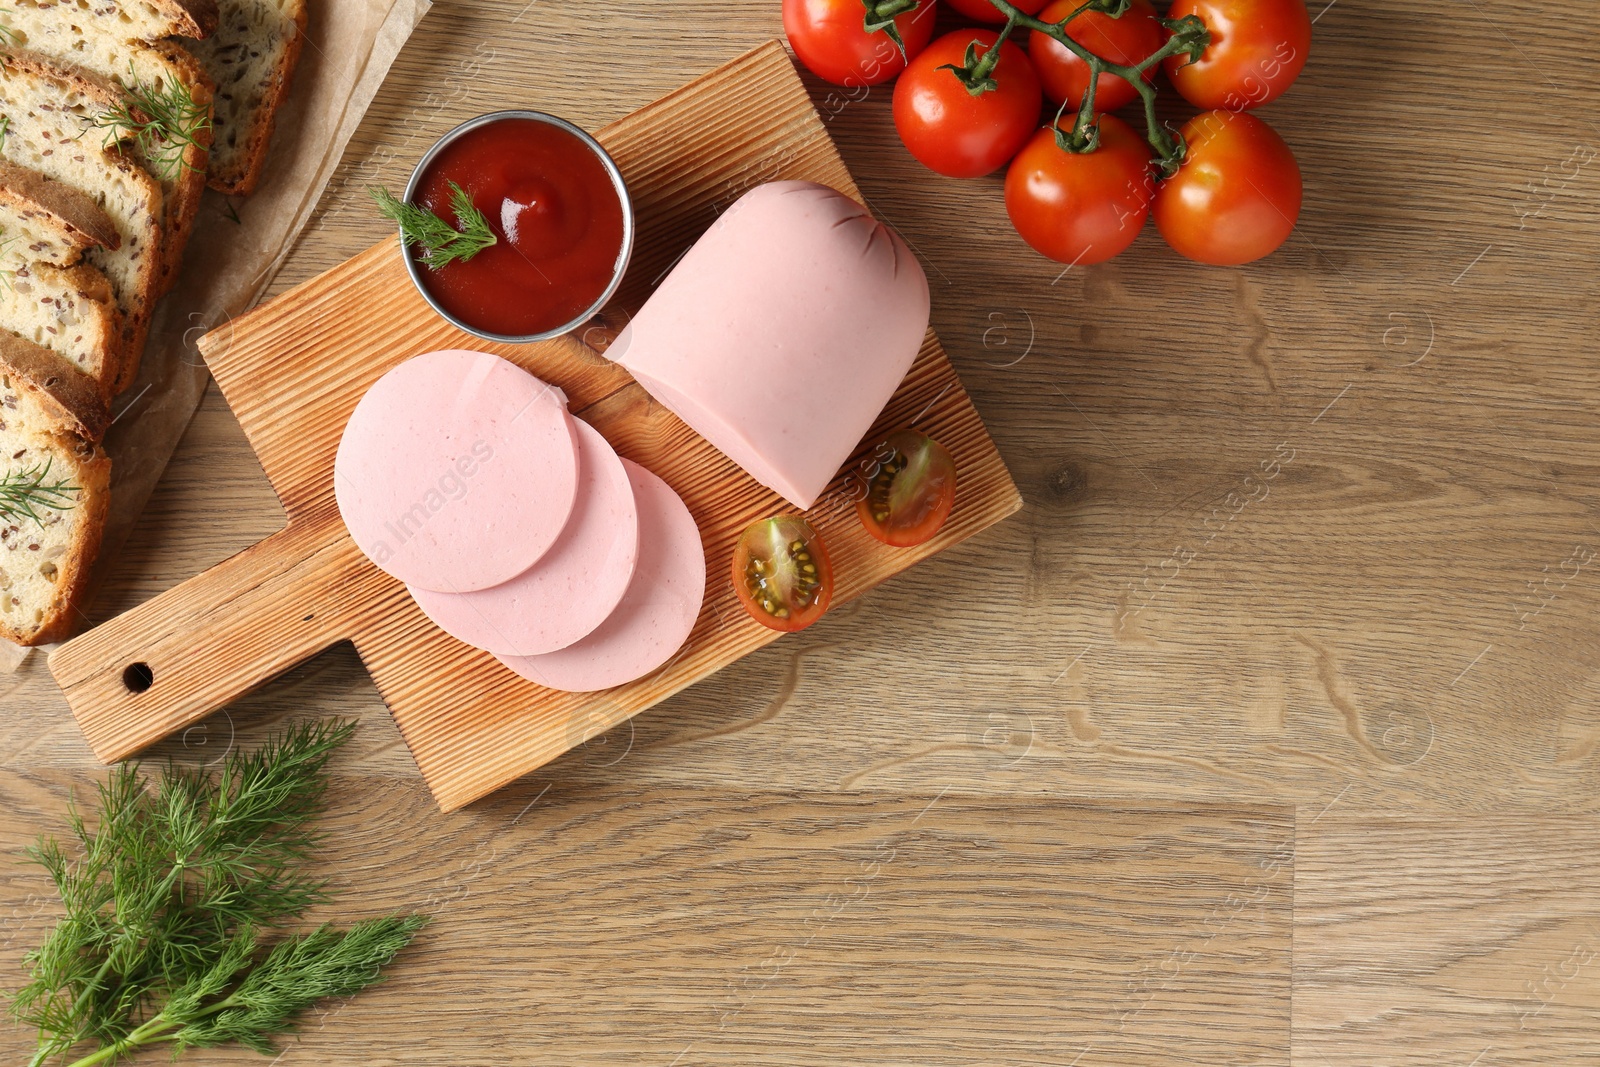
0, 161, 121, 258
3, 47, 125, 107
101, 0, 221, 40
0, 331, 113, 441
162, 0, 221, 39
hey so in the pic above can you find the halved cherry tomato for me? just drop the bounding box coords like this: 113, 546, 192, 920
856, 430, 958, 547
783, 0, 938, 87
733, 516, 835, 632
1005, 114, 1153, 265
1153, 110, 1301, 265
944, 0, 1048, 24
892, 29, 1043, 179
1163, 0, 1311, 111
1029, 0, 1166, 114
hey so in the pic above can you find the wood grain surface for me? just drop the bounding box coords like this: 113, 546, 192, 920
5, 0, 1600, 1062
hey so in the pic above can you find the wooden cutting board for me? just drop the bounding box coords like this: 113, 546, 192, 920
47, 41, 1022, 812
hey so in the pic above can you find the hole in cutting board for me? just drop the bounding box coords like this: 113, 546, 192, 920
122, 662, 154, 693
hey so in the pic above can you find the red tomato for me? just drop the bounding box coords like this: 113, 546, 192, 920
944, 0, 1048, 24
1029, 0, 1166, 113
1153, 110, 1301, 265
855, 430, 958, 547
1163, 0, 1311, 111
1005, 114, 1153, 265
732, 516, 834, 632
783, 0, 938, 87
892, 30, 1043, 178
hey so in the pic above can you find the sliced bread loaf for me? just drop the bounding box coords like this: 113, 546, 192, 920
0, 334, 112, 645
0, 8, 214, 285
0, 50, 166, 391
184, 0, 305, 195
0, 160, 120, 266
1, 261, 123, 395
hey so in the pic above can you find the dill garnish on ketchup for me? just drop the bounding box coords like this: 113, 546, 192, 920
374, 116, 627, 338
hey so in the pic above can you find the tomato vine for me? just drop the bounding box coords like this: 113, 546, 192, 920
925, 0, 1210, 173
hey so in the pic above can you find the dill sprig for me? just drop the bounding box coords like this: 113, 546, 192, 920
10, 720, 429, 1067
370, 182, 497, 268
0, 456, 79, 527
169, 917, 428, 1055
87, 69, 210, 184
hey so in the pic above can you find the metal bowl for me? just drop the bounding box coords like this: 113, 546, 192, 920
400, 110, 634, 344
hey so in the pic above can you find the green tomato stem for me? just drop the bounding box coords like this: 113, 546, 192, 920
861, 0, 920, 60
871, 0, 920, 16
967, 14, 1017, 87
978, 0, 1210, 168
1065, 51, 1103, 151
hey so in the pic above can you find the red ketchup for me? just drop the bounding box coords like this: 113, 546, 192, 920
411, 118, 626, 337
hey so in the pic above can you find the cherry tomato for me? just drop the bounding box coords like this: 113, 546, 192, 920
1029, 0, 1166, 114
783, 0, 938, 87
855, 430, 958, 547
732, 516, 834, 632
944, 0, 1048, 24
1153, 110, 1301, 265
1005, 114, 1153, 265
1163, 0, 1311, 111
892, 29, 1043, 179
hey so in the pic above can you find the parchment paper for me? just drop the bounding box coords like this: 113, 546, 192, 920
0, 0, 431, 672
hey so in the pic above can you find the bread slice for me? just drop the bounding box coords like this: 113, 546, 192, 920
0, 160, 120, 267
183, 0, 305, 195
92, 0, 220, 41
0, 51, 166, 391
0, 332, 109, 439
1, 261, 123, 395
0, 335, 111, 646
0, 7, 214, 285
133, 39, 213, 283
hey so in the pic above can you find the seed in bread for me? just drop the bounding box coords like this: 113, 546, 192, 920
1, 261, 123, 396
0, 335, 111, 646
183, 0, 305, 196
0, 50, 166, 391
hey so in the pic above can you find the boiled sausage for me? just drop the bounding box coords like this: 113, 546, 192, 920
609, 181, 930, 509
334, 349, 580, 592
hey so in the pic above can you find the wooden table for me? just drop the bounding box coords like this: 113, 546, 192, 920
5, 2, 1599, 1063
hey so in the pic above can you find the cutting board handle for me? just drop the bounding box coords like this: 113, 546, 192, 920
48, 519, 384, 763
